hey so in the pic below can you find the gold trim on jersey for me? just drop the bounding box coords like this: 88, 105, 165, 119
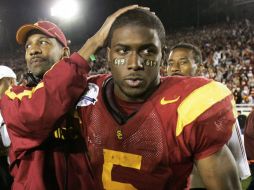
176, 81, 232, 136
5, 82, 44, 100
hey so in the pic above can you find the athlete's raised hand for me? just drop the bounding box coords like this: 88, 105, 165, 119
92, 5, 150, 47
78, 5, 150, 61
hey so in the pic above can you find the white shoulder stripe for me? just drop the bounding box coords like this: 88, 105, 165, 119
227, 120, 251, 179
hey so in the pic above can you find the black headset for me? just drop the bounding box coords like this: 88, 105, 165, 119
24, 72, 41, 87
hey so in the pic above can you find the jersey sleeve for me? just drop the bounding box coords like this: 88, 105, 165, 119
0, 53, 90, 151
190, 94, 236, 160
176, 81, 236, 160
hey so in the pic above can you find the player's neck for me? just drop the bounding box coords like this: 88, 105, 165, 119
114, 94, 142, 116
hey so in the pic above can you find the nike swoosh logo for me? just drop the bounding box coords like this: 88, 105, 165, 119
160, 96, 180, 105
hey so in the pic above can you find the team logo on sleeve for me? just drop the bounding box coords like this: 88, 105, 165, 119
76, 83, 99, 107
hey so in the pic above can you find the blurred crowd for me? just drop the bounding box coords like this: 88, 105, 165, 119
166, 19, 254, 105
2, 19, 254, 105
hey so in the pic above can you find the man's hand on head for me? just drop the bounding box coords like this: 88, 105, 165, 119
78, 5, 151, 62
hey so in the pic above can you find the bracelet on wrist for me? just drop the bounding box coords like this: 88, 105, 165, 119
89, 54, 96, 62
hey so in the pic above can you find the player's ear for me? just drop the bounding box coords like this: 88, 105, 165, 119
62, 47, 70, 58
107, 47, 111, 62
10, 78, 16, 86
107, 47, 112, 71
161, 45, 168, 67
191, 64, 198, 76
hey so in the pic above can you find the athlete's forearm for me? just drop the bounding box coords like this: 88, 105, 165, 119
196, 146, 242, 190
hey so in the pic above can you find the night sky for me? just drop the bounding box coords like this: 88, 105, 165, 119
0, 0, 245, 55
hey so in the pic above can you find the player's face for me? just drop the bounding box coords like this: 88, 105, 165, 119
167, 48, 197, 76
107, 25, 162, 102
25, 33, 64, 78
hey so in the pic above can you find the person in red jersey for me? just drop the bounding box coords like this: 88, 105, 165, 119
75, 9, 241, 190
244, 107, 254, 190
167, 43, 250, 189
245, 108, 254, 160
0, 5, 141, 190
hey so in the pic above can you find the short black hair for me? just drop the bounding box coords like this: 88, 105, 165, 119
107, 8, 166, 47
170, 43, 202, 64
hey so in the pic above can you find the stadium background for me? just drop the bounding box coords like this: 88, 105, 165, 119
0, 0, 254, 188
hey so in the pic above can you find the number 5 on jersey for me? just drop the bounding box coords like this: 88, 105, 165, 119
102, 149, 142, 190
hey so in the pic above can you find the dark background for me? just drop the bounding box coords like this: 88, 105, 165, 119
0, 0, 253, 55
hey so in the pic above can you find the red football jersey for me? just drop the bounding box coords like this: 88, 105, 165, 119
78, 75, 236, 190
0, 53, 94, 190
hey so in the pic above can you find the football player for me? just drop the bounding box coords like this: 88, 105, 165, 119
76, 9, 241, 189
167, 42, 250, 189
